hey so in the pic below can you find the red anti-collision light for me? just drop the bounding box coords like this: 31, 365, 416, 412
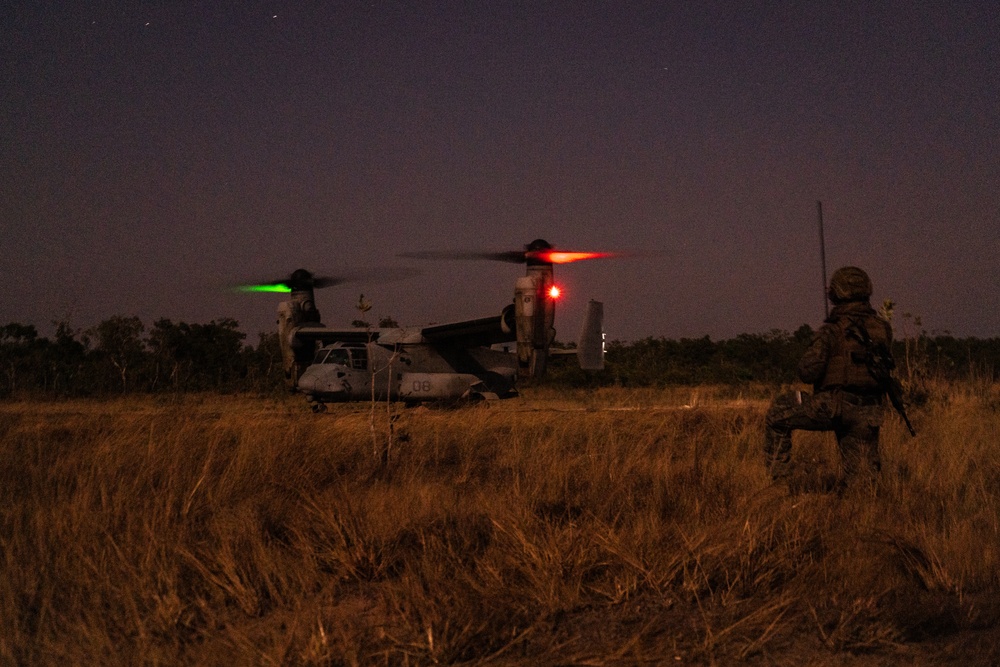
548, 285, 562, 299
531, 251, 615, 264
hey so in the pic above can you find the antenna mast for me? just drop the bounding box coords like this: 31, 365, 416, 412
817, 201, 829, 318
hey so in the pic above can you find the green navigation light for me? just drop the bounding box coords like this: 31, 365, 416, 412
236, 284, 291, 293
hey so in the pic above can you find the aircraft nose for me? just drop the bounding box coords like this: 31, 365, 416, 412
296, 374, 318, 392
297, 367, 349, 395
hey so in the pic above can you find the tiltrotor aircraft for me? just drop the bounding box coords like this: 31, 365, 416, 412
239, 239, 613, 411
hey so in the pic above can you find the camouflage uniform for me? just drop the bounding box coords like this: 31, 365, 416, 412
764, 268, 893, 486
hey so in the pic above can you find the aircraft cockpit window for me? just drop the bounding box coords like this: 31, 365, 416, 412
349, 347, 368, 370
312, 349, 329, 364
324, 349, 351, 366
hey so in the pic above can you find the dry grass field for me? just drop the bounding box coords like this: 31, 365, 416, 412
2, 383, 1000, 665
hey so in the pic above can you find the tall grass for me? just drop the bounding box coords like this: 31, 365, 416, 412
2, 385, 999, 665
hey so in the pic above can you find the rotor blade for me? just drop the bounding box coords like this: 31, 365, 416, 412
400, 244, 629, 266
241, 276, 296, 288
311, 276, 348, 289
529, 250, 621, 264
399, 250, 528, 263
233, 266, 419, 293
319, 266, 422, 285
234, 282, 293, 293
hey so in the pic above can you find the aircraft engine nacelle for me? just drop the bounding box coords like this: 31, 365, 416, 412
500, 303, 516, 334
276, 287, 323, 388
514, 271, 555, 379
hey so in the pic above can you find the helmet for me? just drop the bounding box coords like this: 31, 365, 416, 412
828, 266, 872, 303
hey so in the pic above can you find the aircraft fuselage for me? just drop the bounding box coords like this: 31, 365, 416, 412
296, 340, 518, 405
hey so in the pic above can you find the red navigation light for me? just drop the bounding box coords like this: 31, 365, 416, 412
548, 285, 562, 299
532, 250, 614, 264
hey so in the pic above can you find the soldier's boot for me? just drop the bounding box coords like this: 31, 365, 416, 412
838, 435, 882, 494
763, 430, 793, 484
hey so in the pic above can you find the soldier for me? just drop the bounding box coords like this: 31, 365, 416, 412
764, 266, 893, 489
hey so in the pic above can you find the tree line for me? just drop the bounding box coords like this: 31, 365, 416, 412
548, 324, 1000, 389
2, 317, 999, 398
0, 317, 282, 397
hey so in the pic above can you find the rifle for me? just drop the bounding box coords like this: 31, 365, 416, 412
818, 201, 829, 319
845, 321, 917, 436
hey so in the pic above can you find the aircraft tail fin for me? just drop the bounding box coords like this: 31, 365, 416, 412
577, 300, 605, 370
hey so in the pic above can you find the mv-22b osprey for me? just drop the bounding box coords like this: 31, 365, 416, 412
239, 240, 613, 411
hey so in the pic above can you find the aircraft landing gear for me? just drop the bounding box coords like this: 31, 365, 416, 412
311, 402, 327, 413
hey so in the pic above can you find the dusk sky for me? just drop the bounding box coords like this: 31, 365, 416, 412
3, 2, 998, 344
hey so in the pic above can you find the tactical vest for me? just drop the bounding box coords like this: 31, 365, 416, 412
820, 315, 890, 390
